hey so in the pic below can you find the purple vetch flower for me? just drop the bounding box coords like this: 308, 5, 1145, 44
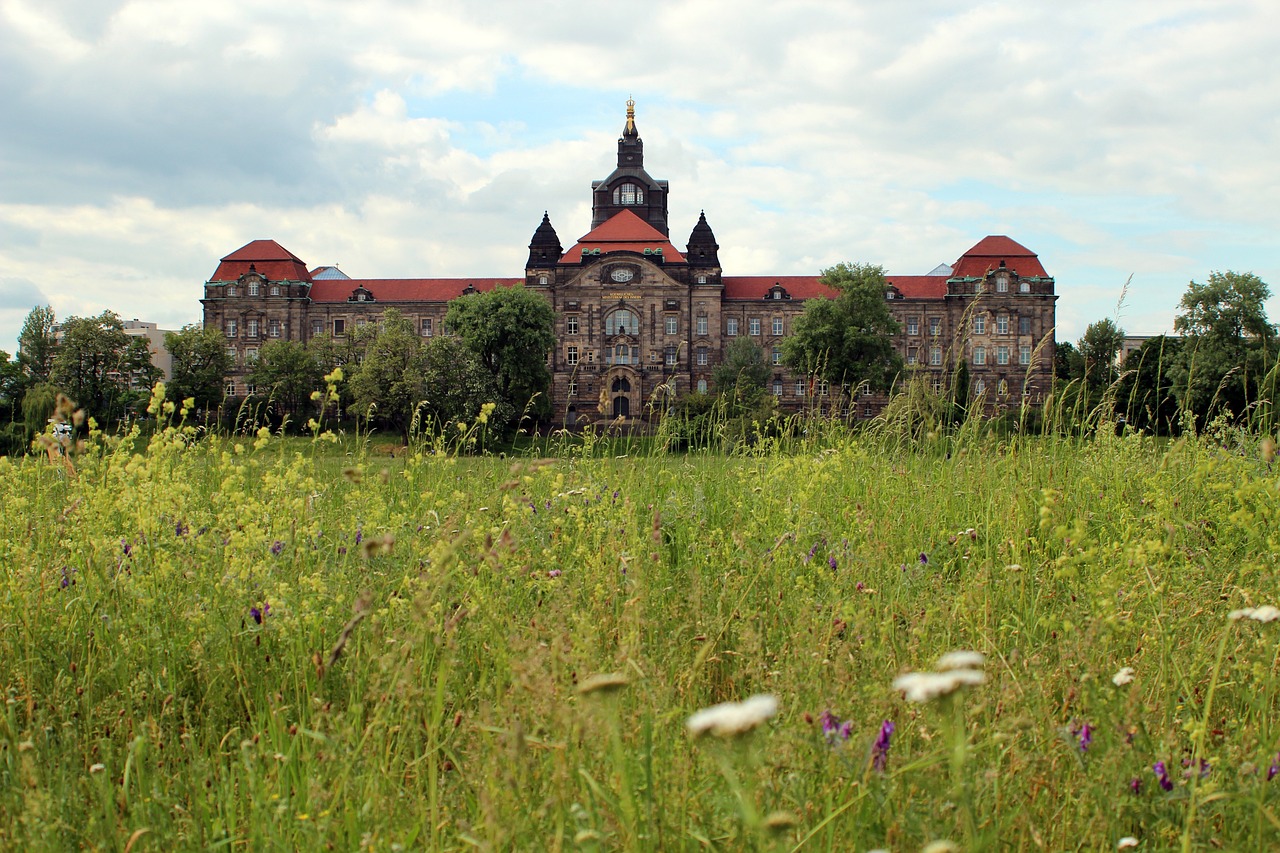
828, 555, 838, 572
1078, 722, 1094, 752
1269, 754, 1280, 781
270, 540, 285, 556
548, 569, 562, 578
806, 543, 818, 564
250, 603, 271, 624
819, 710, 841, 744
839, 720, 853, 741
175, 520, 189, 537
1153, 761, 1173, 791
1182, 758, 1210, 779
612, 490, 619, 501
856, 581, 865, 591
919, 552, 929, 565
59, 566, 77, 589
354, 526, 363, 545
121, 539, 132, 558
872, 719, 895, 772
1129, 777, 1142, 794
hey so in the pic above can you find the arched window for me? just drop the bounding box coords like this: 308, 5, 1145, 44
612, 183, 643, 205
612, 377, 632, 393
606, 309, 638, 336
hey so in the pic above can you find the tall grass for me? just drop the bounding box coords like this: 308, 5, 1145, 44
2, 390, 1279, 850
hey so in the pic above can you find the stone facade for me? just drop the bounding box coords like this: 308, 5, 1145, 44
202, 102, 1057, 422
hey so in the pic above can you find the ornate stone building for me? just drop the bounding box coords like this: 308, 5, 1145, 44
202, 102, 1057, 424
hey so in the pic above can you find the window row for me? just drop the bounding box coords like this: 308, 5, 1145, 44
724, 317, 786, 337
225, 319, 284, 338
225, 281, 283, 298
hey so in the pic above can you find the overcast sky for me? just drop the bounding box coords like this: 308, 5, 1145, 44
2, 0, 1278, 353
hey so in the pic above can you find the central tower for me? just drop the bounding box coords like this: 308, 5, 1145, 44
590, 99, 670, 235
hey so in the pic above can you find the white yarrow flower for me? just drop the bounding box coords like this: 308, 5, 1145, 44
893, 669, 985, 703
935, 650, 986, 672
1228, 605, 1280, 623
686, 694, 779, 738
1117, 837, 1139, 849
1112, 667, 1136, 687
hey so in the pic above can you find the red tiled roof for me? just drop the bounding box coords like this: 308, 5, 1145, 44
951, 235, 1048, 279
308, 278, 523, 303
210, 239, 312, 282
723, 273, 949, 301
560, 209, 686, 263
885, 275, 950, 299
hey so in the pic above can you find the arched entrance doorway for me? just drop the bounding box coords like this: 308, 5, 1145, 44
611, 376, 632, 419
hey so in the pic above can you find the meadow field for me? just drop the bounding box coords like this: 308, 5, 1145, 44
2, 404, 1279, 850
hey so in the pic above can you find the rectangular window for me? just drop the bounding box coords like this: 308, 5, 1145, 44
974, 345, 986, 365
1019, 316, 1031, 335
817, 379, 830, 397
996, 277, 1008, 293
566, 316, 579, 335
225, 382, 237, 396
998, 379, 1009, 396
567, 345, 579, 366
247, 319, 259, 338
311, 320, 323, 337
246, 347, 258, 363
442, 323, 453, 337
697, 379, 707, 394
996, 315, 1009, 335
567, 381, 576, 397
1019, 280, 1030, 293
246, 384, 257, 397
771, 346, 781, 365
1020, 345, 1032, 365
973, 315, 986, 335
665, 316, 678, 335
587, 350, 595, 364
226, 347, 237, 363
270, 285, 280, 296
930, 317, 941, 336
907, 347, 918, 365
930, 346, 942, 366
333, 319, 345, 336
727, 318, 738, 336
932, 378, 943, 393
749, 318, 761, 336
226, 319, 238, 337
664, 345, 677, 366
421, 318, 433, 337
269, 320, 281, 338
795, 380, 806, 397
907, 318, 919, 336
355, 318, 366, 329
997, 345, 1010, 365
975, 378, 986, 395
772, 318, 783, 336
696, 315, 708, 336
696, 347, 708, 366
773, 381, 783, 397
248, 282, 260, 297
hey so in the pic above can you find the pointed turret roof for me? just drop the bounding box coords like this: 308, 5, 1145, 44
951, 236, 1048, 278
686, 210, 720, 267
526, 211, 563, 267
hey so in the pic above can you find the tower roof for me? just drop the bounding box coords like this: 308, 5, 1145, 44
210, 239, 312, 282
560, 209, 685, 263
951, 236, 1048, 278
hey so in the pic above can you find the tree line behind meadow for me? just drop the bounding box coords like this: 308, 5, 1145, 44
2, 266, 1275, 453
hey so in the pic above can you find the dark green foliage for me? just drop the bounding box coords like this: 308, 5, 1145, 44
445, 285, 556, 423
250, 340, 323, 418
1116, 336, 1184, 435
782, 262, 902, 396
50, 311, 158, 422
165, 325, 234, 414
712, 337, 770, 410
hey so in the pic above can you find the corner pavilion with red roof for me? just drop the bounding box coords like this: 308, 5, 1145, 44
202, 102, 1057, 424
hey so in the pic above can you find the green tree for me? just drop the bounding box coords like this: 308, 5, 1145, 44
17, 305, 57, 384
165, 325, 234, 415
1078, 318, 1126, 389
50, 311, 154, 422
249, 340, 323, 418
1170, 271, 1276, 426
782, 262, 903, 398
712, 336, 770, 409
417, 337, 512, 437
347, 309, 426, 436
445, 285, 556, 422
1115, 336, 1184, 435
1054, 341, 1083, 382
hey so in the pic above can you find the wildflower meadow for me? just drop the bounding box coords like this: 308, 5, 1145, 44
2, 389, 1279, 850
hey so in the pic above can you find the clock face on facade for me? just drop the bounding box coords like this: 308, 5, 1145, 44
610, 267, 635, 283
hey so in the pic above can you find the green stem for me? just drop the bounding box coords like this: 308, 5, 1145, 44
1182, 626, 1230, 853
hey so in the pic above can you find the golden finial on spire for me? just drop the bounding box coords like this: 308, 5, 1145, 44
625, 97, 636, 134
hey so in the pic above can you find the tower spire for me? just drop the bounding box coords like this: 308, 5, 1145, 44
624, 97, 637, 137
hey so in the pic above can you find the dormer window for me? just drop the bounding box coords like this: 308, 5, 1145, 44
349, 286, 375, 303
613, 183, 644, 205
765, 284, 791, 301
248, 281, 260, 297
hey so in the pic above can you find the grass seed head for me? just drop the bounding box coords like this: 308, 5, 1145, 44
576, 672, 629, 696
